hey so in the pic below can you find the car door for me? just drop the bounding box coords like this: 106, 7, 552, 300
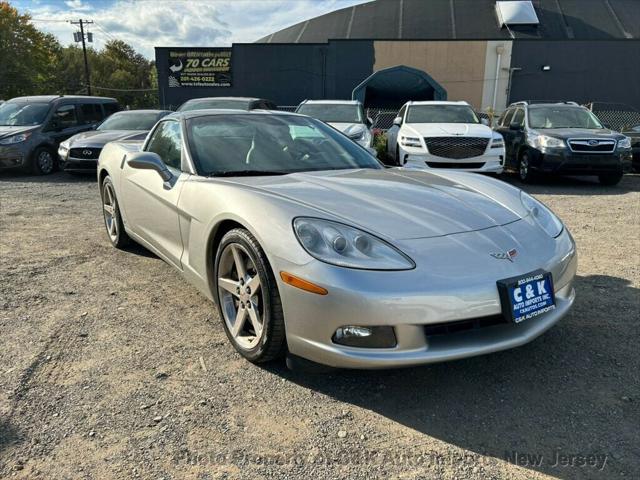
506, 108, 526, 164
119, 120, 187, 268
47, 104, 87, 146
496, 108, 517, 165
387, 105, 406, 155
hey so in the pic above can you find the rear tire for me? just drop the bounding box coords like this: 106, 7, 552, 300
214, 228, 286, 363
598, 172, 623, 186
101, 176, 130, 248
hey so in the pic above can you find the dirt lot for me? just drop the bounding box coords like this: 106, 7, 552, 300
0, 171, 638, 480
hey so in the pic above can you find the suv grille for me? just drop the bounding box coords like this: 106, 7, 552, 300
568, 139, 616, 153
69, 147, 101, 160
424, 137, 489, 159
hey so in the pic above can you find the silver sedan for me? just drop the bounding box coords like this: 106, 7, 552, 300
97, 110, 577, 369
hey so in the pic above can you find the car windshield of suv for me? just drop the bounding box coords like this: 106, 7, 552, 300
296, 104, 363, 123
178, 99, 250, 112
187, 114, 380, 176
0, 102, 50, 126
406, 105, 479, 124
98, 112, 161, 131
528, 107, 603, 129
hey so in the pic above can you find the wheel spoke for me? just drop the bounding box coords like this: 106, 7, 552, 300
108, 219, 117, 236
246, 275, 261, 295
218, 277, 240, 296
247, 302, 262, 336
103, 204, 114, 215
231, 306, 247, 337
231, 245, 247, 280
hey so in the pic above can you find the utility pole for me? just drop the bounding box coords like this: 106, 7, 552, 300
71, 19, 93, 95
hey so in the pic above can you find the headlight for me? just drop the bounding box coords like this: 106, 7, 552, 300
0, 132, 31, 145
617, 137, 631, 149
520, 191, 563, 238
527, 133, 565, 149
293, 217, 415, 270
348, 129, 365, 141
491, 133, 504, 148
400, 136, 422, 148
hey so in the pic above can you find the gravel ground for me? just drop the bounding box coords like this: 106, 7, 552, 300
1, 171, 638, 480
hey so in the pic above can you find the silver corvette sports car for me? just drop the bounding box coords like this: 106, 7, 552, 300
97, 110, 577, 369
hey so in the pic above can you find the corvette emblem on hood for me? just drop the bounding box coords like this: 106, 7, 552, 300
490, 248, 518, 262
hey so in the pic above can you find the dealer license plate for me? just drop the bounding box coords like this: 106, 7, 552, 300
497, 270, 556, 323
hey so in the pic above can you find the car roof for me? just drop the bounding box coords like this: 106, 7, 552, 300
527, 103, 585, 109
182, 97, 265, 103
166, 109, 299, 121
8, 95, 117, 103
112, 109, 172, 115
299, 99, 361, 105
406, 101, 470, 106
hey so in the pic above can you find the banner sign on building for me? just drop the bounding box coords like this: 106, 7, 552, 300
167, 49, 232, 87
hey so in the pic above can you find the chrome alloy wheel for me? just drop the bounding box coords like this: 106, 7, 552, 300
519, 155, 530, 181
102, 182, 119, 242
37, 150, 54, 174
217, 243, 264, 349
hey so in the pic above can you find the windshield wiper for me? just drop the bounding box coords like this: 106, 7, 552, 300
208, 170, 289, 177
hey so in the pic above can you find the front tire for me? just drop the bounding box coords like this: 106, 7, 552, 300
214, 228, 286, 363
30, 146, 57, 175
518, 151, 538, 183
598, 172, 623, 186
101, 176, 130, 248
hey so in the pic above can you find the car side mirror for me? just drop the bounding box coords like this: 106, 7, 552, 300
47, 119, 61, 132
126, 152, 173, 182
392, 116, 402, 127
481, 118, 490, 126
509, 122, 522, 131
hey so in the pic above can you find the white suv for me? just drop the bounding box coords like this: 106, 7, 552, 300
386, 101, 505, 173
296, 100, 373, 148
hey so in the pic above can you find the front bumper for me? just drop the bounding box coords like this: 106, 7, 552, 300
60, 157, 99, 171
276, 221, 577, 369
0, 145, 28, 169
530, 148, 632, 175
403, 149, 504, 173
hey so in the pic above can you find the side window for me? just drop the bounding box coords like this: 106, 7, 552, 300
502, 109, 515, 127
80, 103, 103, 124
53, 104, 78, 129
512, 108, 525, 127
145, 121, 182, 170
397, 105, 407, 124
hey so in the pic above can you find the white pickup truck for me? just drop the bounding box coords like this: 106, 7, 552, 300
386, 101, 505, 173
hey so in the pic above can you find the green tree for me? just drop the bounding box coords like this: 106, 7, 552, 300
0, 2, 61, 99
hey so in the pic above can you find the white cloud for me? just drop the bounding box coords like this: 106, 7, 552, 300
19, 0, 365, 58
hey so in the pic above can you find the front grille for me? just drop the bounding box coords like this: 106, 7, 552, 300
424, 137, 489, 159
69, 147, 101, 159
568, 139, 616, 153
426, 161, 485, 169
424, 314, 507, 337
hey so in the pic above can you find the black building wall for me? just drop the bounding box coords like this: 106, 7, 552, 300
510, 40, 640, 109
156, 41, 374, 109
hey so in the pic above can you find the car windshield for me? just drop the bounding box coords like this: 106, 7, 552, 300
296, 104, 363, 123
528, 107, 603, 129
187, 114, 381, 176
178, 99, 250, 112
0, 102, 50, 126
406, 105, 479, 124
98, 112, 162, 131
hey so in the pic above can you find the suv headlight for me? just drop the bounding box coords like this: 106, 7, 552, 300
293, 217, 415, 270
0, 132, 31, 145
520, 191, 564, 238
348, 129, 365, 141
400, 136, 422, 148
491, 133, 504, 148
528, 133, 565, 149
617, 137, 631, 149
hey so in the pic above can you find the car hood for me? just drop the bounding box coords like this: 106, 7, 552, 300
404, 123, 492, 138
67, 130, 148, 147
225, 168, 521, 240
327, 122, 367, 136
533, 128, 624, 140
0, 126, 38, 139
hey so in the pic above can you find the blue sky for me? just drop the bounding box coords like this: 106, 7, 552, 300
14, 0, 366, 58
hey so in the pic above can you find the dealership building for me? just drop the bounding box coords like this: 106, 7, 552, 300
155, 0, 640, 116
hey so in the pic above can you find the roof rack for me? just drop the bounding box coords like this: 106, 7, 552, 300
509, 100, 579, 107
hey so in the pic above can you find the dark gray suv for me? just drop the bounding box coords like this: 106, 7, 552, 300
0, 95, 120, 175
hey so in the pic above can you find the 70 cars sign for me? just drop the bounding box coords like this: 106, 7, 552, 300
167, 49, 232, 88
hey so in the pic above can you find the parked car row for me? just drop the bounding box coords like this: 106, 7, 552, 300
0, 95, 635, 186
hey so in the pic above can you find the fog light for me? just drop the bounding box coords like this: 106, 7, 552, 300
332, 325, 396, 348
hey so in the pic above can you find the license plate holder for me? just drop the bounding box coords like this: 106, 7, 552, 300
497, 269, 556, 323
